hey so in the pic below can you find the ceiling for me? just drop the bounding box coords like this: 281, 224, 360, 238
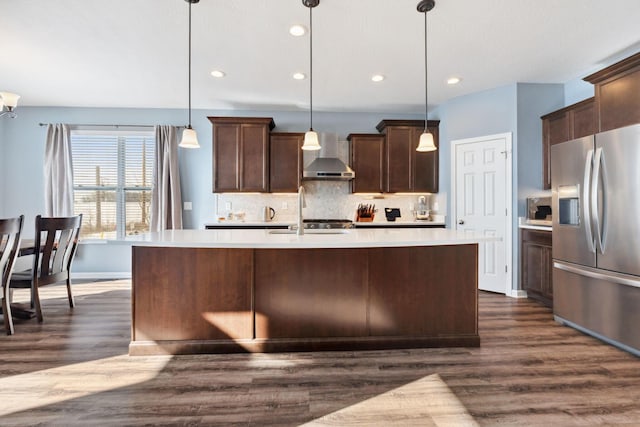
2, 0, 640, 114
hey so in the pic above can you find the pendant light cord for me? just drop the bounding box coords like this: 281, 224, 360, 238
424, 10, 428, 132
309, 5, 314, 131
188, 1, 193, 127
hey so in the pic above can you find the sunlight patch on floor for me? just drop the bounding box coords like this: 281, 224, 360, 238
302, 373, 478, 426
0, 355, 171, 417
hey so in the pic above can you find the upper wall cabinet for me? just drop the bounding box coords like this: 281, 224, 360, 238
348, 133, 385, 193
584, 52, 640, 132
541, 98, 596, 189
376, 120, 440, 193
269, 132, 303, 193
540, 52, 640, 190
209, 117, 275, 193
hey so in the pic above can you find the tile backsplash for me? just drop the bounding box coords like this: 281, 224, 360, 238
214, 183, 446, 223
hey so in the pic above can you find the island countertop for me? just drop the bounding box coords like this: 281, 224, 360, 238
124, 227, 495, 249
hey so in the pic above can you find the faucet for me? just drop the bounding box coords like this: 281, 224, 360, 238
297, 185, 306, 235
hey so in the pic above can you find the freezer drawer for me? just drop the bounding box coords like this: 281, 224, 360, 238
554, 261, 640, 353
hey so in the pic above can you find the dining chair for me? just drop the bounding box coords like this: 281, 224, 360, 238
10, 214, 82, 323
1, 215, 24, 335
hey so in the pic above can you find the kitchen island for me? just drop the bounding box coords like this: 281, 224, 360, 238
127, 228, 490, 355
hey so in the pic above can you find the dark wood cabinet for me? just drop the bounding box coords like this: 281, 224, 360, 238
521, 229, 553, 308
269, 132, 303, 193
209, 117, 275, 192
584, 52, 640, 132
375, 119, 440, 193
347, 133, 385, 193
541, 52, 640, 190
541, 98, 596, 189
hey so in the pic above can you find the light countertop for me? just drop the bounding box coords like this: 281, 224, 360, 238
122, 227, 495, 249
518, 217, 552, 231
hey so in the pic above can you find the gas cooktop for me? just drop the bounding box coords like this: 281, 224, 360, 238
302, 219, 354, 229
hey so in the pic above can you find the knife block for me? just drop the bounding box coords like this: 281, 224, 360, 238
356, 215, 374, 222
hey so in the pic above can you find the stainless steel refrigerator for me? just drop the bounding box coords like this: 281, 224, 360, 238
551, 123, 640, 355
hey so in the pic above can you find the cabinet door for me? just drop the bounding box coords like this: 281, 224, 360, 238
385, 127, 413, 192
213, 123, 241, 192
542, 99, 596, 190
240, 124, 269, 192
270, 133, 303, 193
571, 99, 596, 139
547, 112, 571, 145
521, 229, 553, 307
210, 117, 274, 193
542, 113, 569, 190
349, 134, 385, 193
590, 66, 640, 132
413, 125, 439, 193
522, 240, 545, 295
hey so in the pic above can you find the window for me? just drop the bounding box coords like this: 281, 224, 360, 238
71, 128, 155, 240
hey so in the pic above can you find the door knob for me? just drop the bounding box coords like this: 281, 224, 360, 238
458, 219, 465, 225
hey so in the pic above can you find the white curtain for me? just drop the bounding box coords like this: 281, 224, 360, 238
151, 126, 183, 231
44, 124, 74, 217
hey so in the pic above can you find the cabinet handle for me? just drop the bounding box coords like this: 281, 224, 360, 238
458, 219, 465, 225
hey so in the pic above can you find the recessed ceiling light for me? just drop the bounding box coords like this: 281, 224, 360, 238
371, 74, 385, 82
293, 72, 306, 80
447, 77, 461, 85
211, 70, 226, 78
289, 25, 306, 37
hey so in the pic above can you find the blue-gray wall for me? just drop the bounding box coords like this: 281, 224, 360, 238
0, 82, 577, 285
0, 107, 420, 274
433, 82, 565, 290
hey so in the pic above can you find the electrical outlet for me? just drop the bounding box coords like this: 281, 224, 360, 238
225, 202, 232, 211
281, 202, 288, 210
183, 201, 192, 211
433, 202, 439, 211
409, 203, 414, 211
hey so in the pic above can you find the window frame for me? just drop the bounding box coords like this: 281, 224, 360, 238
70, 126, 155, 240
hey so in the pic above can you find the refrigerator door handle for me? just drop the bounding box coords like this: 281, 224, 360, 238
591, 147, 608, 254
583, 149, 596, 253
554, 261, 640, 289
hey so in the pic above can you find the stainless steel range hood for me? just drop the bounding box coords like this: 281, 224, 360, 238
302, 133, 355, 180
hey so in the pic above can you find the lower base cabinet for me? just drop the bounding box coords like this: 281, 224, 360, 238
130, 244, 480, 355
521, 229, 553, 307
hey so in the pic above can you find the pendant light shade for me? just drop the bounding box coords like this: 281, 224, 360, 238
303, 130, 321, 150
417, 130, 437, 152
179, 0, 200, 149
301, 0, 321, 151
0, 92, 20, 118
180, 127, 199, 148
416, 0, 437, 153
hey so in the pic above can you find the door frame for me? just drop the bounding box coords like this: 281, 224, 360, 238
450, 132, 514, 296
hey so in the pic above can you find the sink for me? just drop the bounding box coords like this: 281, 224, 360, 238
268, 229, 351, 235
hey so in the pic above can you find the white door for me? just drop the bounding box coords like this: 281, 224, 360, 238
452, 134, 511, 294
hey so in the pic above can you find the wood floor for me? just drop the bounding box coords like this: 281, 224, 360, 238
0, 280, 639, 426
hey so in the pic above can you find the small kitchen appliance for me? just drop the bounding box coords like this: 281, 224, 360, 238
384, 208, 401, 222
262, 206, 275, 222
415, 196, 430, 221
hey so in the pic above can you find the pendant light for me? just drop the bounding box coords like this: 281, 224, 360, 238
179, 0, 200, 148
416, 0, 437, 152
301, 0, 321, 151
0, 92, 20, 118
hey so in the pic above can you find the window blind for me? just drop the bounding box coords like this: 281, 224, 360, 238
71, 130, 154, 240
